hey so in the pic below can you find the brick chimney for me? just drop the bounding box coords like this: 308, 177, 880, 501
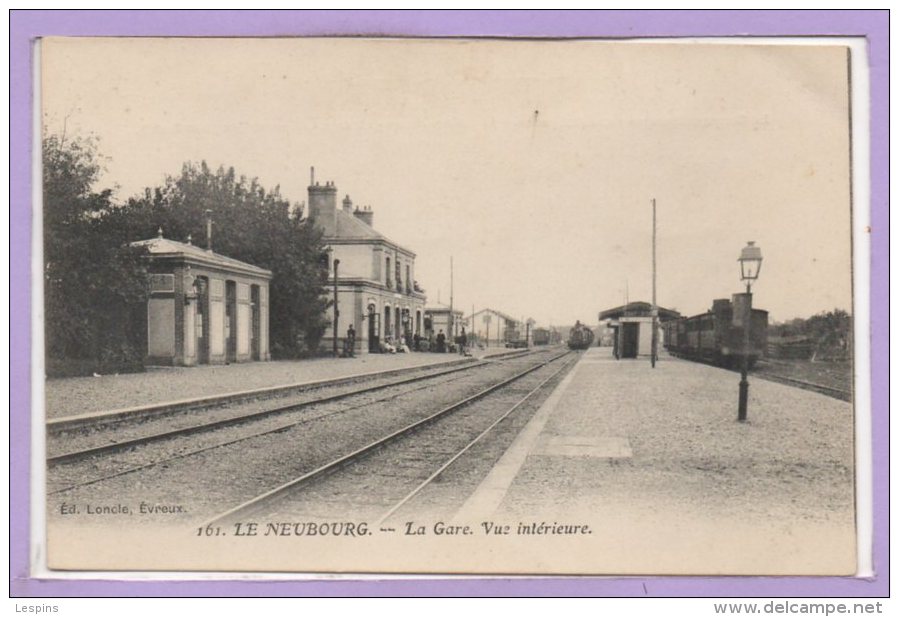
307, 167, 337, 229
353, 205, 374, 227
342, 194, 353, 213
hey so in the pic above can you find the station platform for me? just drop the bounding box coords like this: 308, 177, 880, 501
44, 346, 512, 420
456, 346, 857, 576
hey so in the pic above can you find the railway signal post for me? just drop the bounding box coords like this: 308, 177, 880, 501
737, 241, 763, 422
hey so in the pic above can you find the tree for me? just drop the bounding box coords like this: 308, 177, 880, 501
767, 309, 851, 361
43, 131, 149, 373
805, 309, 852, 361
125, 162, 330, 357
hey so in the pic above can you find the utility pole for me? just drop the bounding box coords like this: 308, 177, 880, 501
651, 198, 658, 368
449, 256, 454, 339
333, 258, 340, 358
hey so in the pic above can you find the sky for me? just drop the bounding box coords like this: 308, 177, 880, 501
41, 37, 855, 325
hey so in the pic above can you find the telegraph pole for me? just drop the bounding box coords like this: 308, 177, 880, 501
651, 198, 658, 368
449, 256, 454, 339
333, 258, 340, 358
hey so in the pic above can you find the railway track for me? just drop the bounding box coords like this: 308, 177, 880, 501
47, 349, 549, 495
753, 372, 851, 402
47, 349, 531, 435
200, 349, 577, 527
47, 350, 535, 465
668, 354, 851, 402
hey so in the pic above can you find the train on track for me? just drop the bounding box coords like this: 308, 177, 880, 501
567, 321, 595, 350
532, 327, 550, 346
503, 324, 528, 348
663, 298, 768, 368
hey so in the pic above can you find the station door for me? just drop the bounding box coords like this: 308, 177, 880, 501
621, 322, 639, 359
368, 312, 380, 353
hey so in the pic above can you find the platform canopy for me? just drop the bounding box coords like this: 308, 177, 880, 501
598, 301, 681, 322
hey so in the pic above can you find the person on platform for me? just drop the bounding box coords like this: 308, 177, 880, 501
436, 329, 446, 353
345, 324, 356, 357
458, 327, 468, 356
413, 332, 421, 351
399, 335, 410, 353
382, 335, 396, 354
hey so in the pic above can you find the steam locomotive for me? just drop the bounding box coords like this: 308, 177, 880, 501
567, 321, 595, 350
663, 298, 768, 368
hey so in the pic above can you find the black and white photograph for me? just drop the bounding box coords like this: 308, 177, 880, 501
40, 36, 858, 575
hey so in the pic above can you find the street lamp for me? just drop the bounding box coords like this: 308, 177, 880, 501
325, 246, 340, 358
738, 241, 763, 290
736, 241, 763, 422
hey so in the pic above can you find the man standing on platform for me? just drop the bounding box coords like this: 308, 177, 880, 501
345, 324, 356, 357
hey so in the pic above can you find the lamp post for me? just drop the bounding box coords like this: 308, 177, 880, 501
330, 249, 340, 358
737, 241, 762, 422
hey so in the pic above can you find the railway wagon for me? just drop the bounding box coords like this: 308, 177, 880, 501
664, 298, 768, 368
567, 321, 595, 350
504, 325, 528, 348
532, 327, 551, 346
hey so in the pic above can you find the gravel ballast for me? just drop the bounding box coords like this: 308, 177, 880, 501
44, 350, 504, 419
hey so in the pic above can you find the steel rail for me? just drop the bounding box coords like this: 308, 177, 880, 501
670, 354, 850, 402
199, 350, 573, 527
47, 352, 539, 466
376, 353, 579, 525
753, 373, 851, 401
47, 348, 533, 434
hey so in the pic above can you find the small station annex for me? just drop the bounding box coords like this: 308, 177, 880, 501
598, 301, 680, 359
133, 231, 272, 366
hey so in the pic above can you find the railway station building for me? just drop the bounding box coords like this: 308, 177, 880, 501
133, 231, 272, 366
469, 308, 520, 347
424, 302, 465, 343
598, 301, 680, 359
309, 172, 427, 354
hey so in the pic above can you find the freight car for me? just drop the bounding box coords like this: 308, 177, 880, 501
663, 298, 768, 368
532, 327, 551, 346
504, 324, 528, 348
567, 321, 595, 350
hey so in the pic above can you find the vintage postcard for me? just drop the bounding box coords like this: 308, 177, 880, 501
38, 36, 861, 576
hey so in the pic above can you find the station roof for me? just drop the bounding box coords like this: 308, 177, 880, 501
321, 209, 415, 256
132, 234, 272, 279
425, 302, 464, 315
598, 301, 681, 322
470, 308, 518, 324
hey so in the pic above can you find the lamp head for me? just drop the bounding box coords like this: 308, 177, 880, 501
738, 241, 763, 284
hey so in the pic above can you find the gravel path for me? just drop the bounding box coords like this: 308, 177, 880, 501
498, 349, 853, 521
483, 347, 856, 574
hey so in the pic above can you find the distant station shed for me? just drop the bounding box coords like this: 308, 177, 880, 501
132, 231, 272, 366
599, 301, 680, 359
424, 303, 465, 341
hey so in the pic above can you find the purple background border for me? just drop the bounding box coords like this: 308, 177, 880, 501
9, 10, 888, 598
